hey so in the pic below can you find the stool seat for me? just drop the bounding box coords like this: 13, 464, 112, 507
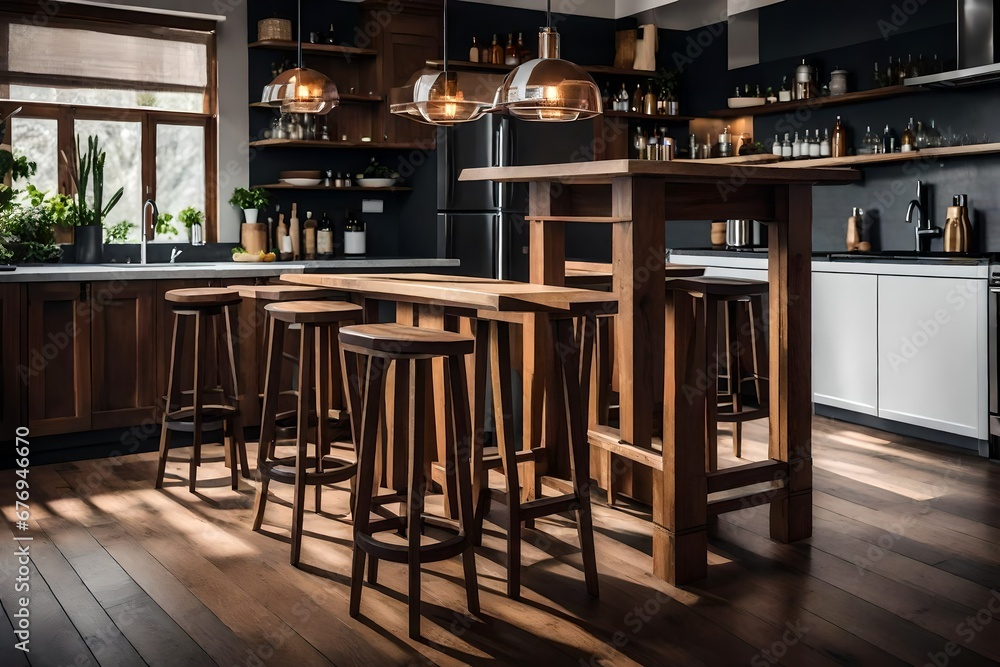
339, 323, 475, 358
230, 284, 341, 301
165, 287, 242, 307
265, 300, 363, 324
666, 276, 768, 297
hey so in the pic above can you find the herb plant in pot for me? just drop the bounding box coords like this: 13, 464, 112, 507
229, 187, 269, 224
63, 135, 124, 264
179, 206, 205, 245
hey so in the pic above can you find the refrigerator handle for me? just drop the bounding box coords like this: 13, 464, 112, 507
492, 122, 501, 209
494, 213, 504, 280
446, 128, 455, 206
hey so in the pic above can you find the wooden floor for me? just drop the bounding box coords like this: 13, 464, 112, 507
3, 415, 1000, 667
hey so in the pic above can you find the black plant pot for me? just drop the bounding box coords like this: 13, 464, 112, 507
75, 226, 104, 264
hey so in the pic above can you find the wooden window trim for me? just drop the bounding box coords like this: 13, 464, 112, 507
0, 2, 217, 33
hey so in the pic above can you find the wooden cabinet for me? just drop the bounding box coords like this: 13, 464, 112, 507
877, 275, 988, 439
90, 281, 157, 430
363, 0, 441, 145
0, 284, 24, 441
812, 272, 879, 415
25, 283, 92, 436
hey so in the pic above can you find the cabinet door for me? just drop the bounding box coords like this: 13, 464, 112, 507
812, 272, 879, 415
26, 283, 92, 436
90, 281, 157, 430
374, 9, 440, 145
0, 284, 25, 441
877, 275, 987, 439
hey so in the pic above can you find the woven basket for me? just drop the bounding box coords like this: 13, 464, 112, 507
258, 18, 292, 42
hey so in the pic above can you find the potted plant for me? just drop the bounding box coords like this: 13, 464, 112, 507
229, 187, 269, 224
62, 135, 124, 264
178, 206, 205, 244
0, 199, 63, 264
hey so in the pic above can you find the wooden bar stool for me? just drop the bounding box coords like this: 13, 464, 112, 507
155, 288, 249, 493
229, 284, 345, 429
340, 323, 480, 640
252, 300, 363, 566
665, 277, 769, 471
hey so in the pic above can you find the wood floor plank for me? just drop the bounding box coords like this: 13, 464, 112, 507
0, 517, 99, 667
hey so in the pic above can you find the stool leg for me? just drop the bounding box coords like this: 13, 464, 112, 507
350, 355, 387, 619
225, 305, 251, 479
727, 301, 744, 459
315, 326, 332, 514
704, 299, 719, 474
407, 359, 428, 640
447, 353, 481, 617
190, 311, 208, 493
340, 344, 363, 519
471, 320, 490, 537
490, 321, 521, 599
216, 309, 240, 490
593, 317, 616, 506
253, 319, 285, 531
555, 319, 599, 598
156, 312, 185, 489
749, 294, 769, 409
291, 324, 314, 566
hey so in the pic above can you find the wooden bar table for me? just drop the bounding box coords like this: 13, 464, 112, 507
460, 159, 860, 585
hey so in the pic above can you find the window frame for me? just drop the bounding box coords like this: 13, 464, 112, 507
0, 7, 219, 242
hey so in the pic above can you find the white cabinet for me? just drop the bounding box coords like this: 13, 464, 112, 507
877, 275, 988, 439
812, 272, 879, 415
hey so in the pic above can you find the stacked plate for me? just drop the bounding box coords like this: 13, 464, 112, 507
279, 170, 323, 187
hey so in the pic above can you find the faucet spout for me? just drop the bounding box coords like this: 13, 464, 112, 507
142, 197, 158, 265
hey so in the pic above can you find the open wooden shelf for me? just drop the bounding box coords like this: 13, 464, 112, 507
249, 39, 377, 57
767, 142, 1000, 168
425, 60, 661, 78
249, 93, 383, 109
249, 139, 432, 150
604, 111, 696, 122
256, 183, 413, 192
709, 85, 924, 118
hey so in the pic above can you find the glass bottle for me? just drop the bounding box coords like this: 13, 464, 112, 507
901, 117, 917, 152
873, 61, 882, 88
504, 33, 518, 66
601, 83, 612, 109
773, 134, 783, 157
831, 116, 847, 158
781, 133, 792, 159
633, 125, 646, 159
915, 121, 929, 149
517, 32, 530, 62
809, 129, 821, 157
631, 84, 643, 114
900, 55, 912, 84
469, 37, 480, 63
887, 56, 896, 86
792, 131, 802, 159
317, 212, 334, 259
490, 34, 503, 65
882, 124, 898, 153
324, 23, 336, 45
344, 210, 366, 256
820, 128, 832, 157
927, 119, 943, 148
616, 83, 629, 112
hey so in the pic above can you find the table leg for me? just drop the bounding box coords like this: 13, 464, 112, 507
656, 288, 708, 584
768, 185, 813, 543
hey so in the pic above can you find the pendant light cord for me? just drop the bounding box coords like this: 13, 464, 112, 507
297, 0, 303, 69
443, 0, 449, 73
547, 0, 551, 28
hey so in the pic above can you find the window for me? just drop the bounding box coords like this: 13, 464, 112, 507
0, 5, 218, 242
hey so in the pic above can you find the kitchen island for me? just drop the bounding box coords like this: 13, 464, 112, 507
461, 159, 860, 584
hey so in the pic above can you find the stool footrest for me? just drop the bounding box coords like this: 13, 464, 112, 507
354, 531, 469, 564
716, 406, 768, 423
519, 494, 579, 521
588, 425, 663, 471
262, 456, 356, 485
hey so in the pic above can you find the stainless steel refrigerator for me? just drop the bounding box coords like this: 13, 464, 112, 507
437, 114, 529, 280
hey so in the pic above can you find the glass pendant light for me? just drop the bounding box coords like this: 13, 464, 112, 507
492, 1, 602, 122
261, 0, 339, 115
389, 0, 492, 125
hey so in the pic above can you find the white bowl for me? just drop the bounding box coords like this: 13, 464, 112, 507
727, 97, 766, 109
356, 178, 396, 188
279, 178, 322, 187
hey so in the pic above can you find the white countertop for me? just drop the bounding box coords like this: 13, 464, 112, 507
0, 258, 460, 283
668, 251, 990, 279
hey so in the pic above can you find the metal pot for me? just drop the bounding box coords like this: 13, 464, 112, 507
726, 219, 753, 248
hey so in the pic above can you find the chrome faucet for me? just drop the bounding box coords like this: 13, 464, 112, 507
141, 196, 158, 265
904, 180, 942, 253
169, 247, 183, 263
